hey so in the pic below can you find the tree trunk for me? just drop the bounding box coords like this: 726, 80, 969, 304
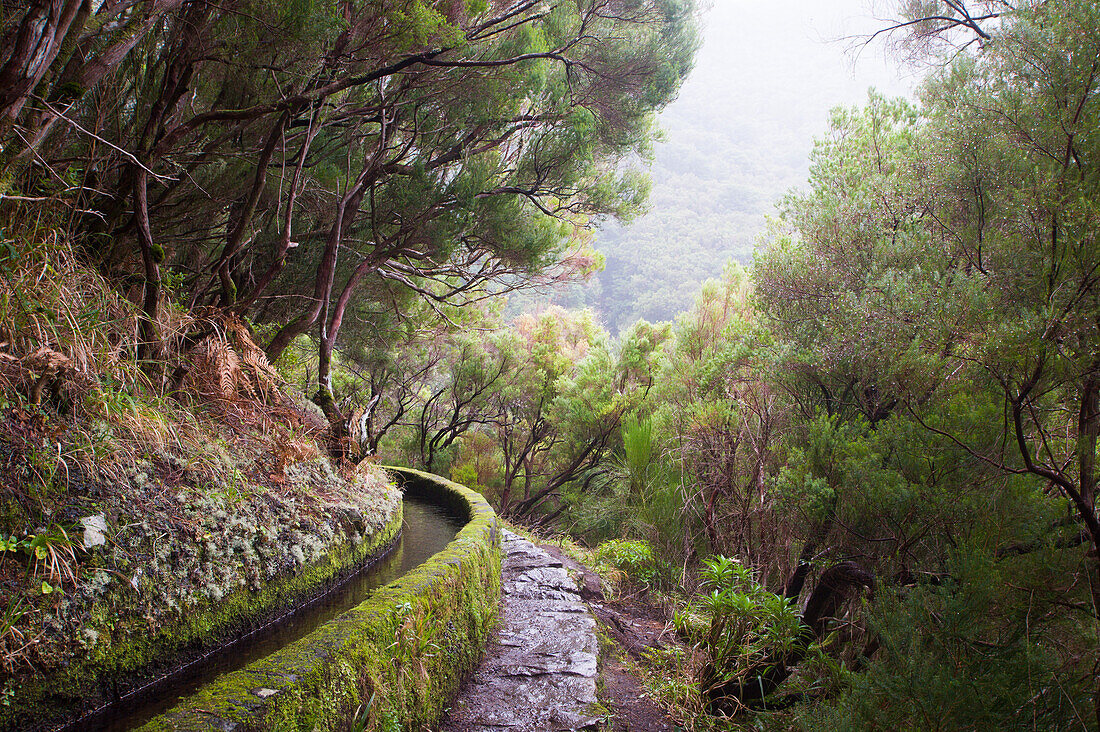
235, 108, 321, 312
0, 0, 86, 131
133, 168, 161, 363
264, 164, 375, 362
215, 112, 288, 305
1078, 373, 1100, 729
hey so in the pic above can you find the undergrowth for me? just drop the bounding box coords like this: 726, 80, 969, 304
0, 224, 300, 495
507, 524, 804, 731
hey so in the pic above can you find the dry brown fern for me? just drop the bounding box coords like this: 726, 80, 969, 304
268, 435, 323, 479
225, 318, 280, 397
180, 315, 281, 402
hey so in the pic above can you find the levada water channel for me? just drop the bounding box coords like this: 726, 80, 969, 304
62, 492, 465, 732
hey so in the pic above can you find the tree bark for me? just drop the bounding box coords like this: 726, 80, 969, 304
0, 0, 86, 131
133, 168, 161, 363
235, 108, 321, 312
1077, 372, 1100, 728
264, 156, 380, 362
214, 112, 288, 305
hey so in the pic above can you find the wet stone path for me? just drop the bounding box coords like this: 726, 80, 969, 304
443, 529, 601, 731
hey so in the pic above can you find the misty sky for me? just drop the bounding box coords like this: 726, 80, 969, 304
646, 0, 916, 239
684, 0, 914, 120
545, 1, 923, 329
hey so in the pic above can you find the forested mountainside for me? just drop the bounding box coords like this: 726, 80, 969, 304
511, 0, 914, 332
0, 0, 698, 726
3, 1, 1100, 730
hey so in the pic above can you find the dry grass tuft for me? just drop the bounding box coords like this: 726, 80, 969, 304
0, 223, 399, 681
0, 231, 139, 384
0, 595, 42, 675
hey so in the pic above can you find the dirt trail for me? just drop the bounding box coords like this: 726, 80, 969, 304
542, 545, 677, 732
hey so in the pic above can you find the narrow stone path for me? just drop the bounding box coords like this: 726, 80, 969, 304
443, 529, 601, 731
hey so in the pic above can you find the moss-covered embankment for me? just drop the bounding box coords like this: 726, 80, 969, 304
138, 467, 501, 732
1, 459, 402, 732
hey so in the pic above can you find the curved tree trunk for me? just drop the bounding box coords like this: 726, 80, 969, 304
0, 0, 86, 132
133, 168, 161, 363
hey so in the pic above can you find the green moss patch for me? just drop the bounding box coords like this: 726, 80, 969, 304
138, 467, 501, 732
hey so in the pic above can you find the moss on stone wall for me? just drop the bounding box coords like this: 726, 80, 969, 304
138, 467, 501, 732
1, 466, 403, 731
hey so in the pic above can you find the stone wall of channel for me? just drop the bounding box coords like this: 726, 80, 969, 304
4, 461, 402, 732
138, 467, 502, 731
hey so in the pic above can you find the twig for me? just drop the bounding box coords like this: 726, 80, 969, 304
29, 95, 175, 182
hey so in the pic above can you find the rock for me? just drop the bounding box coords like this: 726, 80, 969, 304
335, 504, 366, 533
80, 514, 109, 549
575, 572, 604, 602
444, 530, 600, 732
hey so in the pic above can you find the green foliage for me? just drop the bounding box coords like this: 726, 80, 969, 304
565, 408, 683, 580
594, 539, 658, 586
643, 265, 782, 574
7, 0, 1100, 727
0, 595, 28, 644
621, 414, 655, 492
797, 578, 1091, 731
679, 556, 802, 705
0, 525, 80, 588
0, 0, 704, 442
449, 463, 481, 492
741, 2, 1100, 723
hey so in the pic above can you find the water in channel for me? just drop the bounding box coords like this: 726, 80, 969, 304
77, 494, 464, 732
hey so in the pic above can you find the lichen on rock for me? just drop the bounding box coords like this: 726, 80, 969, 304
0, 452, 401, 731
138, 468, 502, 732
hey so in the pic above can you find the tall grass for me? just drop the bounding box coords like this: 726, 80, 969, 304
563, 415, 686, 585
0, 224, 173, 481
0, 221, 292, 488
622, 412, 654, 494
0, 227, 140, 382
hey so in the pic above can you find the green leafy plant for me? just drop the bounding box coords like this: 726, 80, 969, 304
0, 525, 80, 588
594, 539, 657, 586
350, 693, 375, 732
682, 556, 802, 712
0, 596, 38, 673
0, 598, 27, 641
390, 603, 438, 660
449, 463, 482, 492
25, 526, 79, 587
